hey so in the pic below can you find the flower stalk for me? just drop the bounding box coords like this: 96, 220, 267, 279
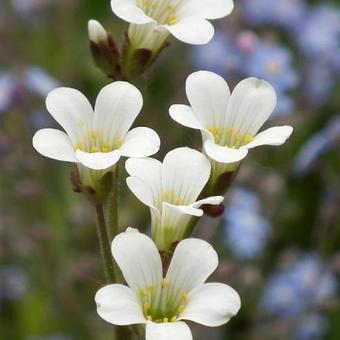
95, 204, 116, 284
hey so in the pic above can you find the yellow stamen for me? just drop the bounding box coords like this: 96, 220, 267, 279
243, 134, 254, 144
91, 146, 99, 153
147, 284, 155, 292
147, 315, 153, 321
163, 317, 169, 323
225, 127, 233, 135
162, 279, 170, 288
75, 142, 83, 150
167, 2, 175, 10
90, 131, 98, 140
170, 316, 177, 322
235, 133, 242, 142
167, 14, 177, 25
144, 302, 151, 310
101, 143, 110, 152
181, 292, 188, 300
178, 305, 185, 313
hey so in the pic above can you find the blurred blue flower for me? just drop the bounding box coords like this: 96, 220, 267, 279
261, 253, 337, 318
12, 0, 53, 16
240, 0, 306, 30
293, 116, 340, 175
240, 39, 298, 116
303, 61, 334, 106
242, 41, 298, 96
223, 188, 271, 260
190, 32, 241, 76
295, 5, 340, 71
0, 265, 28, 303
0, 72, 17, 113
23, 66, 59, 97
295, 314, 328, 340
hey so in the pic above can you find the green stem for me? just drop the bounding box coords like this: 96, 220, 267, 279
108, 166, 119, 241
95, 204, 116, 284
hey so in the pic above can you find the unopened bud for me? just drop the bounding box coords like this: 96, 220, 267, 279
88, 19, 107, 44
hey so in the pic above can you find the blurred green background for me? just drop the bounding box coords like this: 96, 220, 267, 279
0, 0, 339, 339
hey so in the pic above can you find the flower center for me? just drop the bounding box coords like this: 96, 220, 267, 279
207, 126, 254, 148
139, 279, 189, 323
74, 131, 123, 153
162, 190, 182, 205
138, 0, 179, 25
265, 60, 281, 75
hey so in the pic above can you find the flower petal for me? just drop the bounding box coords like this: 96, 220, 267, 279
178, 0, 234, 20
120, 127, 160, 157
126, 176, 155, 209
225, 78, 277, 137
169, 104, 204, 130
111, 0, 154, 24
245, 126, 294, 149
186, 71, 230, 130
164, 17, 214, 45
111, 229, 163, 293
93, 81, 143, 143
181, 283, 241, 326
45, 87, 93, 144
191, 196, 224, 208
146, 321, 192, 340
95, 284, 146, 326
33, 128, 76, 162
166, 238, 218, 292
204, 139, 248, 164
75, 149, 121, 170
162, 147, 211, 204
126, 157, 162, 209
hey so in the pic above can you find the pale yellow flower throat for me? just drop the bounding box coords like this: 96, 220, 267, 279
139, 0, 178, 25
139, 279, 189, 323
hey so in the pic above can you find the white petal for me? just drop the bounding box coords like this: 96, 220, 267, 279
95, 284, 145, 326
191, 196, 224, 209
164, 17, 214, 45
204, 139, 248, 164
111, 229, 163, 293
75, 149, 121, 170
245, 126, 294, 149
33, 128, 76, 162
45, 87, 93, 144
225, 78, 277, 137
93, 81, 143, 143
111, 0, 154, 24
178, 0, 234, 20
169, 104, 203, 130
164, 202, 203, 218
126, 157, 162, 209
166, 238, 218, 292
162, 147, 211, 204
186, 71, 230, 130
126, 176, 155, 209
181, 283, 241, 326
146, 321, 192, 340
119, 127, 160, 157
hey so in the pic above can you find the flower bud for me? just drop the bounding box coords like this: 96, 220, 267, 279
88, 20, 108, 44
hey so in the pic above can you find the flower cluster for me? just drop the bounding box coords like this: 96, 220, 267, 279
28, 1, 297, 339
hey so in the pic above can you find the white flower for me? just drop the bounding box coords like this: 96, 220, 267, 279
169, 71, 293, 191
32, 82, 160, 182
125, 147, 223, 250
96, 228, 241, 340
111, 0, 234, 51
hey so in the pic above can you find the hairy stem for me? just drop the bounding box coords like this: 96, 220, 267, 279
95, 204, 116, 284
